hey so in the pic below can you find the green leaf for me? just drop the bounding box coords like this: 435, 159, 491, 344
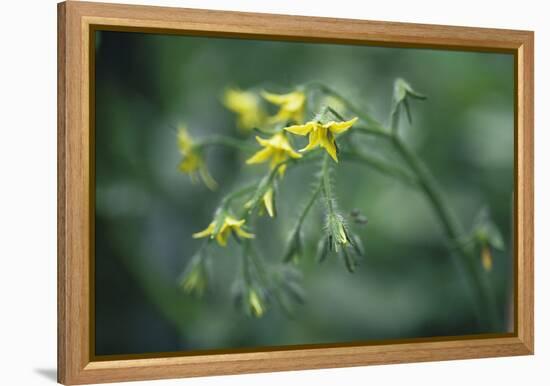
316, 236, 330, 263
283, 228, 302, 263
393, 78, 426, 104
340, 247, 357, 273
350, 233, 365, 257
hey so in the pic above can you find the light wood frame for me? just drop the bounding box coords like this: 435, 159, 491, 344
58, 1, 534, 384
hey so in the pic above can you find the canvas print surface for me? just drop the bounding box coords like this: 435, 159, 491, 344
94, 30, 514, 356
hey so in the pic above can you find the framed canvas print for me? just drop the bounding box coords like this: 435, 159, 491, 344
57, 1, 534, 384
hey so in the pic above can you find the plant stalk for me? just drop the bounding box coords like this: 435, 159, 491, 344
391, 134, 498, 329
196, 136, 257, 152
318, 83, 499, 330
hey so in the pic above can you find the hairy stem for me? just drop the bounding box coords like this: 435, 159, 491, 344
321, 155, 336, 214
220, 183, 257, 209
297, 182, 323, 229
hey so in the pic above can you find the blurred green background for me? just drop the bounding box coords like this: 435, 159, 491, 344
94, 30, 514, 356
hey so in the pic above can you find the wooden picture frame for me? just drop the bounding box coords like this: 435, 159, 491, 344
58, 1, 534, 384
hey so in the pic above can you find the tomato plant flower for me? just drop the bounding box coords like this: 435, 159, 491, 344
193, 215, 255, 247
246, 132, 302, 176
177, 127, 218, 190
262, 90, 306, 124
284, 117, 358, 162
223, 88, 266, 131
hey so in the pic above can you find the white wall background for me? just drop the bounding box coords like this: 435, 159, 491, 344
0, 0, 546, 384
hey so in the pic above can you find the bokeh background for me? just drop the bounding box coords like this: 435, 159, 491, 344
94, 30, 514, 356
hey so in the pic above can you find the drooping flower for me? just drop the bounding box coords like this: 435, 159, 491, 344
222, 88, 266, 131
246, 132, 302, 176
471, 207, 504, 272
284, 117, 358, 162
248, 288, 266, 317
262, 90, 306, 124
245, 187, 275, 217
261, 187, 275, 217
180, 259, 208, 296
326, 212, 351, 250
177, 127, 217, 190
481, 244, 493, 271
193, 215, 254, 247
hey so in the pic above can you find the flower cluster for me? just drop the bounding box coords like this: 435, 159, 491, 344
173, 78, 505, 332
177, 84, 364, 317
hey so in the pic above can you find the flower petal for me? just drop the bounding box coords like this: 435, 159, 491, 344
192, 222, 215, 239
255, 135, 271, 147
269, 150, 286, 171
177, 127, 193, 153
263, 188, 275, 217
285, 93, 305, 111
320, 132, 338, 162
286, 148, 302, 159
481, 244, 493, 271
234, 227, 255, 239
224, 216, 245, 227
327, 117, 358, 134
300, 128, 320, 152
261, 91, 289, 105
199, 165, 218, 191
285, 122, 314, 136
216, 230, 229, 246
246, 147, 273, 164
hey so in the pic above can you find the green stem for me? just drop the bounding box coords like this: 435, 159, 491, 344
354, 126, 393, 139
296, 182, 323, 229
196, 136, 256, 152
317, 82, 498, 330
390, 105, 401, 136
391, 135, 498, 329
326, 106, 390, 138
305, 81, 380, 127
241, 242, 252, 285
391, 136, 463, 238
248, 247, 271, 287
249, 247, 295, 318
220, 183, 257, 208
340, 151, 418, 187
321, 155, 335, 215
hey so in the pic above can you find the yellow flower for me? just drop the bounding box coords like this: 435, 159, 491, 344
262, 90, 306, 124
248, 288, 266, 317
193, 215, 255, 247
284, 117, 358, 162
177, 126, 193, 152
245, 187, 275, 217
481, 244, 493, 271
223, 88, 265, 131
177, 127, 217, 190
261, 188, 275, 217
246, 132, 302, 176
